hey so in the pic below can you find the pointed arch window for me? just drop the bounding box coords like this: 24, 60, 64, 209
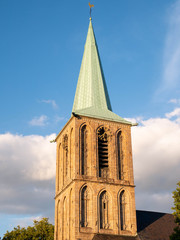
62, 197, 67, 240
98, 127, 109, 178
56, 200, 60, 239
62, 135, 68, 181
80, 186, 89, 227
120, 190, 126, 230
117, 131, 123, 179
100, 191, 109, 229
57, 143, 61, 192
81, 125, 87, 175
69, 189, 72, 239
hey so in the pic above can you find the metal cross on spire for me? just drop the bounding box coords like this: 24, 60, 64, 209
88, 2, 94, 19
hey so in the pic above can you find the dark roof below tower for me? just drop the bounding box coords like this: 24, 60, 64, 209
92, 210, 176, 240
93, 235, 139, 240
136, 210, 176, 240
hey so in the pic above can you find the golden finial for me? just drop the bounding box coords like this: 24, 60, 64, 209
89, 2, 94, 19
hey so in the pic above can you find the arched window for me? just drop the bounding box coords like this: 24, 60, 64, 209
117, 131, 123, 179
81, 125, 87, 175
57, 143, 61, 191
70, 128, 74, 179
80, 186, 89, 227
120, 190, 126, 230
69, 189, 72, 239
100, 191, 109, 229
56, 200, 60, 239
62, 135, 68, 182
62, 197, 67, 240
98, 127, 108, 178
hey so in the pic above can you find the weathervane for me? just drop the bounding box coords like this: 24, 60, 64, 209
88, 2, 94, 19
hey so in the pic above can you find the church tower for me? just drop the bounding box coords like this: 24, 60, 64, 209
54, 18, 137, 240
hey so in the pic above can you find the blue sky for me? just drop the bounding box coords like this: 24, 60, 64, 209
1, 0, 178, 135
0, 0, 180, 238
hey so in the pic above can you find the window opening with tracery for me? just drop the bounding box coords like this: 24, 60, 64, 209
100, 191, 109, 229
81, 186, 89, 227
98, 127, 109, 178
62, 135, 68, 179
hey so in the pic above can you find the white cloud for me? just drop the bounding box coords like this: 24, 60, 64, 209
165, 107, 180, 118
0, 133, 56, 216
29, 115, 48, 126
132, 114, 180, 213
41, 100, 58, 109
160, 0, 180, 92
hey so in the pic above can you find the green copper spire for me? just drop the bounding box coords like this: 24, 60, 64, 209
72, 19, 132, 125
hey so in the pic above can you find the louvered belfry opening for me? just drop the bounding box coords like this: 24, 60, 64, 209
98, 127, 109, 178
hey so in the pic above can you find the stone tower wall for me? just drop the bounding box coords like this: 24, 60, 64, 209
54, 116, 137, 240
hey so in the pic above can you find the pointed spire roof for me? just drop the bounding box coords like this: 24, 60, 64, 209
72, 19, 132, 125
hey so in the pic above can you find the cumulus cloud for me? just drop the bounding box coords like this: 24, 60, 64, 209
160, 0, 180, 91
131, 113, 180, 212
29, 115, 48, 126
165, 107, 180, 118
41, 100, 58, 109
0, 133, 56, 216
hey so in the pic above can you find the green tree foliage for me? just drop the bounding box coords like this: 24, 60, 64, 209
170, 181, 180, 240
2, 218, 54, 240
